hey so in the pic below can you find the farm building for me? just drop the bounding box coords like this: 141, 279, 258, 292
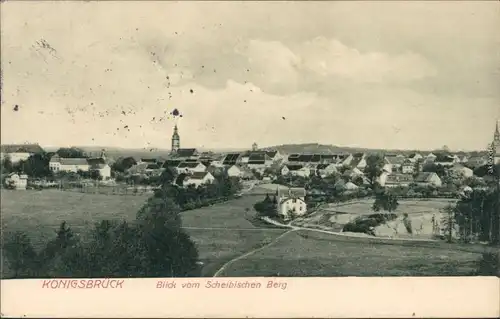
0, 143, 45, 163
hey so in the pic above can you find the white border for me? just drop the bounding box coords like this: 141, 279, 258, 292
1, 277, 499, 318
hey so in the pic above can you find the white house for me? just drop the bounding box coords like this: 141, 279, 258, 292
281, 164, 311, 178
0, 144, 45, 163
408, 153, 423, 163
276, 187, 307, 220
383, 174, 413, 188
176, 161, 206, 174
183, 172, 215, 188
226, 165, 242, 178
384, 156, 405, 172
339, 154, 354, 167
316, 163, 337, 177
414, 172, 443, 187
4, 173, 28, 190
401, 159, 415, 174
49, 155, 90, 173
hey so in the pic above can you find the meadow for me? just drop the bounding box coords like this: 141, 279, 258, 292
0, 189, 286, 277
217, 230, 486, 277
1, 189, 150, 248
1, 189, 491, 277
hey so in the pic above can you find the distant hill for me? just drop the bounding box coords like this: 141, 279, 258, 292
260, 143, 421, 155
260, 143, 486, 156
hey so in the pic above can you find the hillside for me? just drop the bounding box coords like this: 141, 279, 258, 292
261, 143, 485, 156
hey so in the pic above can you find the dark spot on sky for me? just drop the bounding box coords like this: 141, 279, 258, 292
136, 28, 139, 31
246, 69, 250, 72
166, 76, 169, 80
121, 111, 126, 115
124, 125, 129, 129
90, 102, 94, 105
190, 89, 194, 94
175, 32, 178, 35
214, 69, 217, 73
243, 100, 246, 103
13, 105, 19, 111
282, 116, 286, 120
171, 109, 180, 116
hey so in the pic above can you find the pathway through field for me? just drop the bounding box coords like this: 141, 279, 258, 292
212, 229, 297, 277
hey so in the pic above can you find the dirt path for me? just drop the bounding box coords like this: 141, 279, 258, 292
181, 226, 284, 232
212, 229, 296, 277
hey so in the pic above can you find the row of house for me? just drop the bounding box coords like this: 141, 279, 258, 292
48, 152, 111, 180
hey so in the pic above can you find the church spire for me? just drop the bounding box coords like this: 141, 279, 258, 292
171, 124, 180, 152
495, 120, 500, 141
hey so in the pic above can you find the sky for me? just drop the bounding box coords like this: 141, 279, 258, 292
1, 1, 499, 151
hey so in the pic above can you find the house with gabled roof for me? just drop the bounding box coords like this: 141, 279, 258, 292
247, 152, 272, 169
434, 154, 458, 167
414, 172, 442, 187
182, 171, 215, 188
408, 153, 423, 163
222, 153, 241, 166
348, 153, 367, 170
49, 155, 90, 173
1, 143, 45, 163
276, 187, 307, 220
176, 161, 206, 174
281, 164, 311, 178
384, 156, 406, 172
401, 159, 416, 174
163, 159, 183, 169
383, 173, 413, 188
172, 148, 199, 159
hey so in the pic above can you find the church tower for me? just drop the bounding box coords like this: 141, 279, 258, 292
171, 124, 180, 153
494, 120, 500, 164
252, 142, 258, 151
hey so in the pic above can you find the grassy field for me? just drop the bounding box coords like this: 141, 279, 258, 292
178, 195, 287, 276
1, 189, 150, 248
0, 189, 286, 277
217, 230, 486, 277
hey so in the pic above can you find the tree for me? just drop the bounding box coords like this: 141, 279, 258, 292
1, 155, 13, 174
136, 196, 182, 229
3, 232, 38, 278
372, 190, 399, 213
20, 153, 53, 178
364, 154, 384, 189
441, 204, 456, 242
56, 147, 85, 158
111, 157, 137, 173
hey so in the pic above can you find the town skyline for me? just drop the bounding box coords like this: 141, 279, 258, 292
1, 1, 500, 150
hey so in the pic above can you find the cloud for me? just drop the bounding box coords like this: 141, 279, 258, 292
235, 37, 436, 87
297, 37, 437, 83
234, 39, 301, 92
